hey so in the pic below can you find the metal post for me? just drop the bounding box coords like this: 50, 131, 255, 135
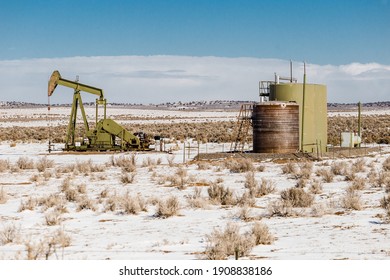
301, 62, 306, 152
183, 142, 186, 163
358, 101, 361, 148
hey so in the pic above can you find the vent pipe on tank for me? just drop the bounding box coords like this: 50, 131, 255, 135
301, 62, 307, 151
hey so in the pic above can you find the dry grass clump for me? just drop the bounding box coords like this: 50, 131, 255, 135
121, 193, 147, 215
224, 158, 254, 173
24, 228, 71, 260
208, 179, 236, 205
45, 210, 63, 226
383, 157, 390, 171
352, 158, 366, 173
120, 170, 136, 184
196, 161, 211, 170
36, 157, 55, 172
342, 189, 362, 210
331, 161, 348, 176
155, 196, 180, 218
0, 224, 21, 245
186, 187, 208, 209
203, 222, 273, 260
348, 177, 366, 191
380, 195, 390, 223
267, 200, 293, 217
369, 171, 390, 189
316, 167, 334, 183
110, 154, 137, 172
281, 161, 297, 175
244, 172, 275, 198
0, 187, 8, 204
76, 195, 97, 212
280, 187, 314, 208
16, 156, 35, 170
251, 221, 274, 245
38, 193, 66, 211
309, 180, 323, 194
141, 157, 157, 168
203, 223, 254, 260
18, 197, 38, 212
0, 159, 11, 172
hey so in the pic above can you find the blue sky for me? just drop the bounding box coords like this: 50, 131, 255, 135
1, 0, 389, 64
0, 0, 389, 103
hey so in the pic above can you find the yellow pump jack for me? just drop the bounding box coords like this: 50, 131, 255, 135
48, 70, 152, 151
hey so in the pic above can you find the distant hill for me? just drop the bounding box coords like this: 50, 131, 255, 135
1, 100, 389, 110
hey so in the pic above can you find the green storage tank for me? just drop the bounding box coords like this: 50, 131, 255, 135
269, 83, 327, 153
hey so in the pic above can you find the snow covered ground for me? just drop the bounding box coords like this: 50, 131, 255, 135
0, 140, 390, 260
0, 107, 390, 260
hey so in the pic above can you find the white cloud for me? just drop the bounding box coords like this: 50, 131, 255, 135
0, 56, 389, 104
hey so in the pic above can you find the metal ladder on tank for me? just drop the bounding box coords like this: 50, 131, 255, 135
230, 103, 253, 152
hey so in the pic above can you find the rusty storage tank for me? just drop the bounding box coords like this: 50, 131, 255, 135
252, 102, 299, 153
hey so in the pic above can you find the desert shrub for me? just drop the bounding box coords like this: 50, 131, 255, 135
353, 158, 366, 173
175, 167, 189, 189
64, 187, 79, 202
309, 180, 323, 194
121, 193, 147, 215
155, 196, 180, 218
18, 197, 38, 212
203, 223, 256, 260
36, 157, 55, 172
104, 194, 119, 212
237, 191, 256, 207
344, 170, 356, 181
257, 164, 266, 172
51, 228, 72, 249
187, 187, 208, 209
331, 161, 348, 176
280, 187, 314, 208
257, 178, 276, 197
77, 183, 87, 194
111, 154, 137, 172
38, 193, 64, 210
281, 161, 297, 175
0, 224, 20, 245
0, 159, 11, 172
16, 156, 35, 170
348, 177, 366, 191
245, 173, 275, 198
316, 167, 334, 183
298, 161, 313, 179
383, 157, 390, 171
244, 172, 257, 190
167, 154, 175, 167
141, 157, 156, 167
369, 171, 390, 189
76, 196, 97, 212
120, 170, 136, 184
59, 177, 71, 192
45, 210, 62, 226
0, 187, 8, 204
24, 229, 71, 260
267, 200, 293, 217
342, 189, 362, 210
224, 158, 254, 173
208, 180, 235, 205
251, 222, 274, 245
236, 206, 253, 222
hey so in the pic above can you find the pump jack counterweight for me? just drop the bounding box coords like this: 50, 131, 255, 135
47, 70, 152, 152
